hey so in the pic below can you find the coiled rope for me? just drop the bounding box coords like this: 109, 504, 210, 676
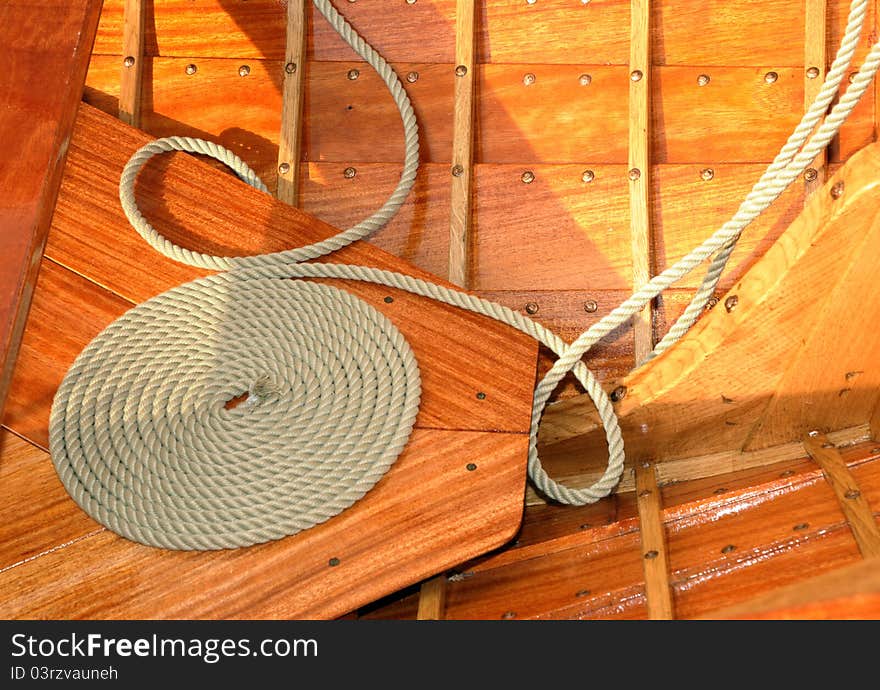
50, 0, 880, 549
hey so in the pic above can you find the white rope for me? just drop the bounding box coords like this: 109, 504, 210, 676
50, 0, 880, 550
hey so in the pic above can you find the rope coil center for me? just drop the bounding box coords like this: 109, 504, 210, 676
50, 276, 421, 550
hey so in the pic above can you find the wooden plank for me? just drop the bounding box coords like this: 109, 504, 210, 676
0, 428, 102, 570
804, 0, 827, 200
629, 0, 653, 364
83, 58, 873, 167
531, 425, 870, 505
0, 0, 102, 418
276, 0, 308, 204
707, 550, 880, 619
118, 0, 145, 126
634, 461, 674, 619
448, 0, 477, 288
35, 105, 537, 440
539, 144, 880, 476
417, 575, 448, 620
0, 429, 527, 619
90, 0, 873, 67
804, 434, 880, 558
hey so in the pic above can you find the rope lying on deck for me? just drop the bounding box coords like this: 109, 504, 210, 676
50, 0, 880, 549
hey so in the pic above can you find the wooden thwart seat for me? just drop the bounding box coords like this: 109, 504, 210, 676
0, 105, 538, 619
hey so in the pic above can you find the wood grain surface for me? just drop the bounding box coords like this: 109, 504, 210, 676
0, 0, 102, 417
0, 104, 538, 619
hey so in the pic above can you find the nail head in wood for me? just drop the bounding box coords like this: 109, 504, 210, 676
475, 391, 486, 400
581, 169, 595, 183
764, 71, 778, 84
845, 489, 861, 500
697, 74, 710, 86
406, 71, 419, 83
238, 65, 250, 77
630, 69, 643, 82
455, 65, 467, 77
644, 550, 659, 560
523, 72, 536, 86
584, 299, 598, 313
185, 63, 197, 75
285, 62, 297, 74
123, 56, 135, 68
724, 295, 739, 312
579, 73, 592, 86
610, 385, 627, 402
278, 162, 290, 175
721, 544, 737, 554
466, 462, 477, 472
328, 557, 340, 567
521, 170, 535, 184
524, 301, 539, 315
831, 181, 845, 199
806, 66, 820, 79
700, 168, 715, 181
501, 611, 516, 619
451, 164, 464, 177
343, 166, 357, 179
804, 168, 818, 182
628, 168, 641, 181
347, 68, 359, 80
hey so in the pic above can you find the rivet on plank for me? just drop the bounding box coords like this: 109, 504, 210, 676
238, 65, 250, 77
804, 434, 880, 558
804, 0, 827, 200
635, 462, 674, 619
524, 302, 539, 315
448, 0, 477, 288
185, 63, 197, 75
581, 169, 595, 183
277, 0, 307, 205
118, 0, 145, 127
830, 181, 845, 199
343, 166, 357, 179
584, 299, 598, 313
521, 170, 535, 184
347, 68, 359, 80
700, 168, 715, 181
579, 73, 592, 86
406, 71, 419, 83
697, 73, 710, 86
724, 295, 738, 312
764, 71, 779, 83
522, 72, 536, 86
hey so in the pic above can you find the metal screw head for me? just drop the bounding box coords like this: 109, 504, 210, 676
831, 181, 845, 199
584, 299, 598, 313
285, 62, 297, 74
523, 72, 536, 86
185, 63, 197, 75
628, 168, 641, 181
575, 589, 591, 597
764, 71, 778, 84
476, 391, 486, 400
123, 55, 135, 68
466, 462, 477, 472
347, 68, 359, 80
501, 611, 517, 619
630, 69, 643, 82
451, 164, 464, 177
700, 168, 715, 181
724, 295, 739, 312
455, 64, 468, 77
713, 487, 727, 495
806, 66, 820, 79
579, 73, 592, 86
644, 550, 659, 560
328, 557, 340, 567
581, 169, 595, 183
383, 296, 394, 304
779, 469, 796, 478
406, 0, 417, 4
721, 544, 737, 554
845, 489, 861, 500
238, 64, 251, 77
524, 301, 539, 315
610, 385, 627, 402
849, 71, 858, 84
706, 296, 719, 310
793, 523, 810, 531
406, 71, 419, 83
697, 74, 710, 86
521, 170, 535, 184
804, 168, 819, 182
343, 166, 357, 179
278, 162, 290, 175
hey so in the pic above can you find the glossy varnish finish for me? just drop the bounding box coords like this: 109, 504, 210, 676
0, 0, 102, 416
363, 442, 880, 619
0, 105, 538, 619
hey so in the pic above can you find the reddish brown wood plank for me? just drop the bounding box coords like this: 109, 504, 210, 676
38, 105, 537, 440
0, 429, 102, 571
0, 0, 102, 417
90, 0, 873, 67
0, 429, 527, 619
